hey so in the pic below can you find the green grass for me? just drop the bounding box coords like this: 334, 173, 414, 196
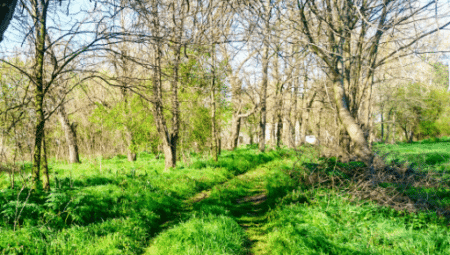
260, 189, 450, 254
0, 148, 286, 254
1, 143, 450, 254
374, 136, 450, 173
145, 213, 247, 255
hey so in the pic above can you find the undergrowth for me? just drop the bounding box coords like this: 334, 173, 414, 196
2, 142, 450, 254
0, 147, 286, 254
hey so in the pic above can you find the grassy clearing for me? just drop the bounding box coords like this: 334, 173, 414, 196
374, 136, 450, 173
0, 147, 287, 254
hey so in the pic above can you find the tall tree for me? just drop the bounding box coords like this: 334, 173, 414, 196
291, 0, 450, 163
1, 0, 113, 190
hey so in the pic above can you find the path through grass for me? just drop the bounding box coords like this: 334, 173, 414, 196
146, 146, 450, 255
145, 152, 308, 254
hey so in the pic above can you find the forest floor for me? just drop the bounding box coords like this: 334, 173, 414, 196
1, 140, 450, 254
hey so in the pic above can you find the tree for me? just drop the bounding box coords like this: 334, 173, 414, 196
1, 0, 114, 190
290, 0, 450, 163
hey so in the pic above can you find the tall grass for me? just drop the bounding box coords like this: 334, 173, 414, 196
146, 212, 247, 255
261, 189, 450, 255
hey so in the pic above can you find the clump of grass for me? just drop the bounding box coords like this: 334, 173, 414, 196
145, 213, 247, 255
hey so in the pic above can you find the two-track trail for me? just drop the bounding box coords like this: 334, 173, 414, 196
183, 159, 294, 254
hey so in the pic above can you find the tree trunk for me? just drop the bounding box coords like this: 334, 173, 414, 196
42, 135, 50, 191
170, 44, 181, 167
276, 113, 282, 148
32, 88, 44, 191
31, 2, 48, 190
333, 78, 372, 163
57, 104, 81, 164
249, 124, 254, 145
391, 113, 397, 144
380, 111, 384, 142
125, 128, 137, 162
316, 107, 323, 145
152, 40, 176, 169
0, 0, 18, 43
408, 130, 414, 143
211, 85, 218, 161
230, 115, 241, 150
259, 35, 269, 152
293, 80, 300, 147
150, 2, 181, 169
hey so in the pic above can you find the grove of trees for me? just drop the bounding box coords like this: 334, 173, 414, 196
1, 0, 450, 191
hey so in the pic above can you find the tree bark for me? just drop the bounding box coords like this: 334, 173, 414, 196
32, 86, 44, 191
276, 113, 282, 148
57, 103, 81, 164
211, 78, 218, 161
230, 115, 241, 150
333, 77, 372, 164
42, 134, 50, 191
125, 127, 136, 162
259, 43, 269, 152
31, 0, 48, 190
0, 0, 18, 43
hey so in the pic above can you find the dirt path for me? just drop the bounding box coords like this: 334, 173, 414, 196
185, 164, 277, 254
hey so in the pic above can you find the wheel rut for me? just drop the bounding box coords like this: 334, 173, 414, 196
187, 165, 273, 254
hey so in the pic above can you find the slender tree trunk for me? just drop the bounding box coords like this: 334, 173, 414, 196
249, 124, 254, 145
152, 40, 175, 169
42, 134, 50, 191
299, 108, 308, 145
380, 111, 384, 142
32, 89, 44, 190
211, 81, 218, 161
150, 1, 181, 169
31, 1, 48, 190
57, 104, 81, 164
276, 112, 282, 148
391, 113, 396, 144
259, 37, 269, 152
316, 107, 323, 145
292, 79, 300, 147
170, 43, 181, 166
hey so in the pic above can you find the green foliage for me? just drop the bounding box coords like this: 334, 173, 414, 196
387, 82, 450, 140
90, 94, 158, 154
